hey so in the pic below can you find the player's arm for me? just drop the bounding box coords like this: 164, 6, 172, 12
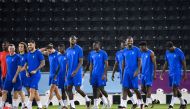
122, 59, 125, 79
71, 58, 83, 77
160, 61, 168, 80
134, 58, 141, 77
83, 61, 90, 75
54, 64, 61, 80
151, 52, 157, 79
181, 58, 187, 81
112, 61, 118, 81
12, 65, 22, 83
31, 60, 45, 74
89, 62, 93, 82
102, 60, 108, 80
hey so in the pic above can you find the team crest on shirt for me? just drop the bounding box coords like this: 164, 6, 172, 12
12, 59, 14, 62
132, 52, 134, 55
33, 55, 35, 58
146, 55, 148, 58
22, 58, 24, 61
174, 54, 176, 58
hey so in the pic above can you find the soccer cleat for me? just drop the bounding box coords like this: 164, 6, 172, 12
144, 105, 148, 108
69, 105, 75, 109
151, 99, 157, 108
179, 99, 187, 109
131, 104, 137, 109
86, 100, 91, 109
118, 105, 126, 109
168, 105, 173, 109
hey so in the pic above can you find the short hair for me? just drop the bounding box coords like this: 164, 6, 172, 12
166, 41, 174, 48
47, 43, 54, 49
2, 40, 9, 44
28, 39, 35, 44
8, 44, 15, 47
58, 44, 65, 48
69, 35, 78, 40
19, 42, 28, 53
126, 36, 133, 40
94, 41, 101, 45
139, 41, 147, 46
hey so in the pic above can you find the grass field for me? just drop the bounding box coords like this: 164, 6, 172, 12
31, 104, 190, 109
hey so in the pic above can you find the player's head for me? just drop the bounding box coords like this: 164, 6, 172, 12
139, 41, 147, 51
18, 42, 28, 53
2, 41, 9, 51
69, 35, 78, 45
58, 44, 65, 53
46, 43, 54, 54
93, 41, 101, 51
8, 44, 15, 53
166, 41, 174, 52
120, 41, 125, 49
126, 36, 134, 48
28, 39, 36, 51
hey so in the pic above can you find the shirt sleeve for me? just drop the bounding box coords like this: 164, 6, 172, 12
177, 49, 185, 61
103, 51, 108, 61
115, 52, 119, 63
78, 47, 83, 58
165, 52, 168, 62
137, 48, 141, 58
37, 50, 45, 61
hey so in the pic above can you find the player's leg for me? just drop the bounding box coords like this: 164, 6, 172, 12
54, 85, 65, 107
119, 88, 128, 109
74, 75, 91, 108
61, 87, 68, 107
45, 84, 56, 108
18, 91, 26, 108
99, 87, 111, 108
0, 90, 8, 108
93, 86, 99, 108
98, 90, 107, 106
26, 88, 35, 109
67, 85, 75, 109
75, 86, 91, 107
13, 91, 20, 108
177, 88, 187, 108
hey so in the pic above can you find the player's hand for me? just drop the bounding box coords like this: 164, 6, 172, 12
160, 74, 163, 80
54, 75, 57, 80
26, 72, 30, 77
71, 70, 77, 77
31, 70, 37, 74
134, 71, 138, 77
111, 74, 114, 81
182, 73, 187, 81
12, 77, 17, 83
102, 74, 107, 80
154, 73, 157, 80
82, 73, 85, 78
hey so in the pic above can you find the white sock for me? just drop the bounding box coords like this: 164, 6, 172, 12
101, 96, 107, 105
85, 95, 90, 101
170, 96, 177, 106
21, 102, 25, 108
46, 99, 51, 107
37, 101, 42, 108
94, 99, 99, 107
145, 98, 149, 105
106, 97, 110, 105
13, 99, 18, 107
59, 100, 64, 106
130, 96, 136, 104
26, 100, 32, 109
179, 97, 185, 105
70, 100, 75, 108
123, 99, 127, 107
0, 101, 5, 108
63, 100, 67, 106
138, 99, 144, 105
120, 99, 124, 106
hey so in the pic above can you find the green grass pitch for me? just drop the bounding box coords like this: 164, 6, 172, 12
31, 104, 190, 109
